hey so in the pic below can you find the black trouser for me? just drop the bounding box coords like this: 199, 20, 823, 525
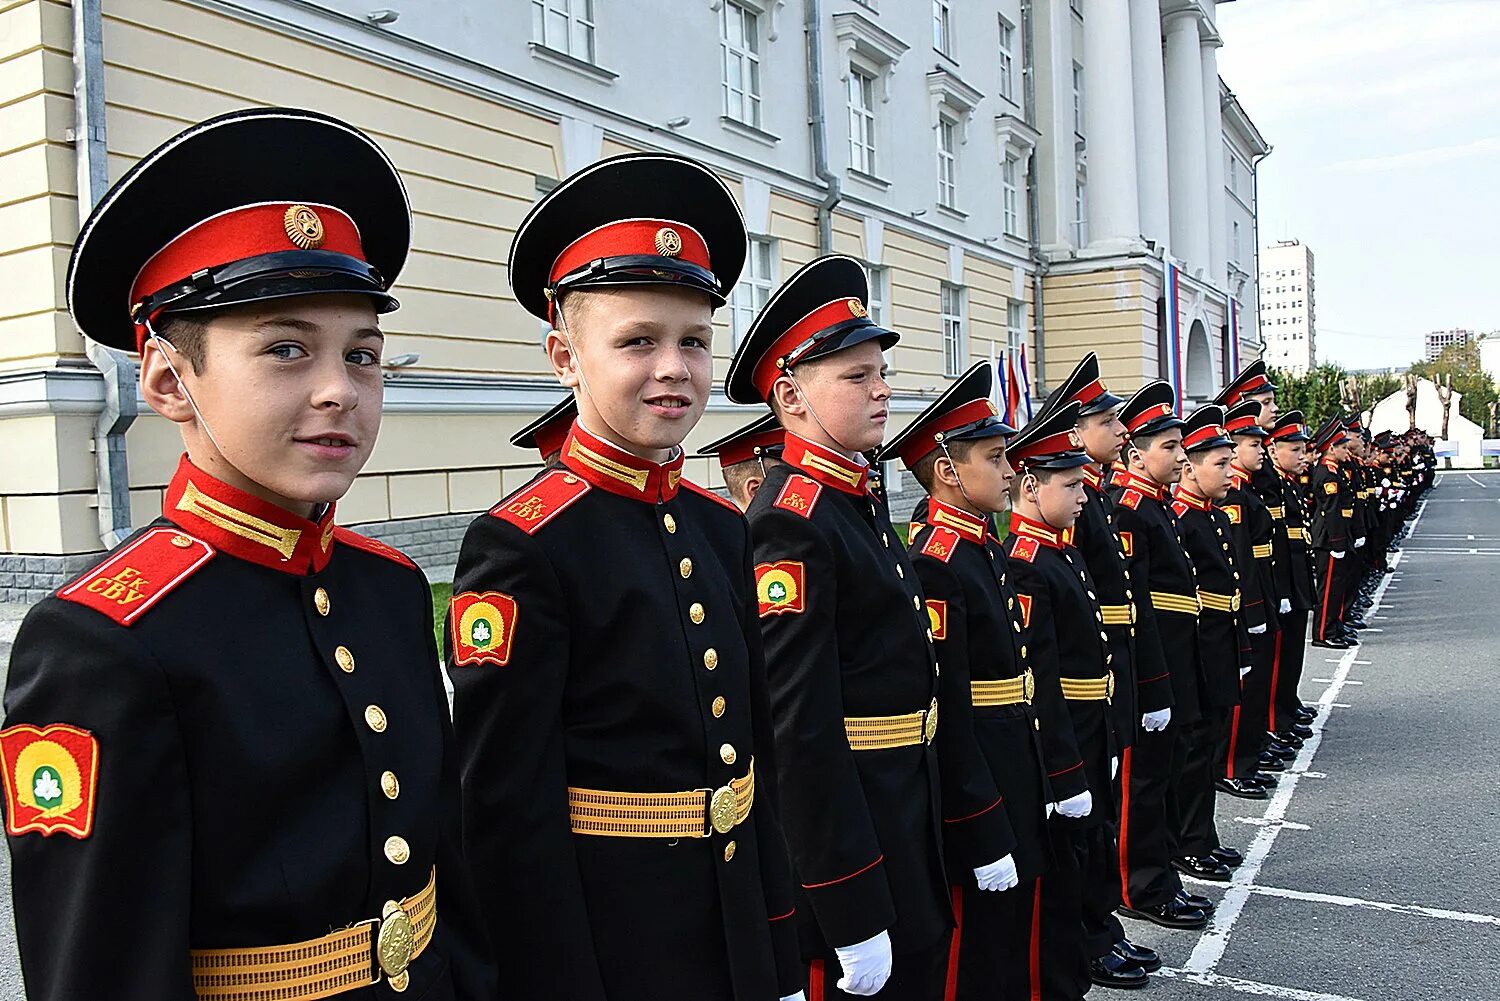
1270, 611, 1311, 733
1172, 709, 1228, 859
945, 878, 1039, 1001
1037, 824, 1090, 1001
807, 939, 946, 1001
1224, 629, 1277, 779
1118, 724, 1184, 910
1314, 550, 1353, 642
1079, 820, 1125, 959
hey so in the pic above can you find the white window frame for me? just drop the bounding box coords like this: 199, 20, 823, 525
997, 16, 1016, 103
863, 262, 895, 374
941, 282, 967, 377
1002, 154, 1020, 236
937, 116, 958, 209
1006, 299, 1025, 358
531, 0, 596, 64
1072, 61, 1084, 137
847, 67, 878, 175
730, 236, 777, 347
933, 0, 954, 59
720, 1, 763, 130
1074, 171, 1088, 246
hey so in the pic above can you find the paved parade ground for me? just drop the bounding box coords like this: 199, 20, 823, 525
0, 469, 1496, 1000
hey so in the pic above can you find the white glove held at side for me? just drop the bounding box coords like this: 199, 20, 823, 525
1142, 708, 1172, 732
1355, 537, 1367, 549
1248, 623, 1267, 635
1240, 665, 1252, 678
1280, 598, 1292, 614
1054, 790, 1093, 819
974, 854, 1020, 892
1111, 755, 1119, 779
782, 993, 808, 1001
1331, 551, 1346, 559
834, 931, 893, 996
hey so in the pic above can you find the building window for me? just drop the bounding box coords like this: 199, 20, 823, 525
1002, 154, 1020, 235
848, 68, 877, 175
864, 262, 894, 372
531, 0, 596, 63
1231, 220, 1240, 264
941, 282, 966, 376
937, 117, 958, 209
1228, 152, 1239, 195
933, 0, 954, 58
730, 236, 775, 347
720, 1, 762, 129
1074, 176, 1088, 245
997, 16, 1015, 102
1006, 299, 1024, 357
1072, 61, 1084, 136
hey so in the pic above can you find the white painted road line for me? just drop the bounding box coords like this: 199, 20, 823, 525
1466, 474, 1489, 488
1245, 885, 1500, 927
1156, 968, 1368, 1001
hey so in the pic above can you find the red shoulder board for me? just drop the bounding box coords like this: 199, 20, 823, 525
683, 480, 742, 515
1119, 489, 1144, 510
0, 723, 100, 839
1171, 499, 1190, 518
1015, 593, 1034, 628
57, 528, 215, 627
1010, 537, 1039, 564
492, 469, 591, 535
1222, 504, 1242, 525
333, 527, 418, 569
773, 474, 822, 519
920, 527, 961, 563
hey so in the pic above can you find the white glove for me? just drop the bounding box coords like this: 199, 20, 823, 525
1054, 790, 1093, 818
1240, 665, 1252, 678
834, 931, 893, 996
974, 853, 1020, 892
1355, 537, 1366, 548
1142, 708, 1172, 732
1045, 801, 1055, 818
1331, 551, 1346, 559
1111, 756, 1120, 779
782, 994, 807, 1001
1248, 623, 1267, 635
1280, 598, 1292, 614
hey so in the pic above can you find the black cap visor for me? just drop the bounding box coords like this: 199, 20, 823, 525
136, 249, 396, 323
552, 254, 726, 307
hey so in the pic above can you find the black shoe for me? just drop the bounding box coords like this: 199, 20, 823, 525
1287, 723, 1314, 740
1258, 752, 1286, 771
1176, 887, 1215, 911
1211, 845, 1244, 868
1294, 706, 1318, 723
1337, 626, 1361, 643
1272, 735, 1302, 752
1215, 777, 1268, 800
1114, 940, 1162, 973
1090, 952, 1150, 989
1172, 855, 1232, 881
1345, 617, 1369, 629
1312, 637, 1352, 649
1119, 899, 1209, 930
1252, 772, 1279, 788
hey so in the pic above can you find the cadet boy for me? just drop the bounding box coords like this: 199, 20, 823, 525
1310, 419, 1356, 649
882, 362, 1055, 1001
2, 108, 494, 1001
728, 255, 950, 999
1266, 414, 1320, 737
451, 153, 803, 1001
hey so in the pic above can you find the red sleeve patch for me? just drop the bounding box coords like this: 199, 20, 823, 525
333, 527, 418, 570
772, 475, 822, 519
755, 561, 806, 616
1323, 481, 1339, 495
683, 480, 743, 515
919, 527, 961, 563
1119, 489, 1144, 510
57, 528, 215, 627
1010, 537, 1039, 564
492, 469, 591, 535
449, 591, 520, 666
1222, 504, 1243, 525
1119, 531, 1134, 557
925, 599, 948, 640
1016, 593, 1034, 629
0, 723, 100, 839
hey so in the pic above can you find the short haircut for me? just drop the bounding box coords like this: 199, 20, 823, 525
153, 313, 211, 373
911, 437, 982, 493
722, 459, 761, 506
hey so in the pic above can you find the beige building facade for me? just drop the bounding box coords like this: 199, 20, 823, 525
0, 0, 1268, 595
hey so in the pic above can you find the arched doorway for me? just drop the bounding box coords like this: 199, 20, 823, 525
1185, 319, 1214, 404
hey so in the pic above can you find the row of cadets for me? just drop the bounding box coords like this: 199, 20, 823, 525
450, 152, 807, 1001
880, 362, 1052, 1001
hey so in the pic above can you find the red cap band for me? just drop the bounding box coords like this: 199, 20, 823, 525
1125, 402, 1174, 434
550, 219, 711, 286
752, 297, 872, 399
1225, 412, 1261, 435
1183, 423, 1230, 450
1067, 378, 1107, 408
896, 398, 1001, 465
1013, 427, 1084, 465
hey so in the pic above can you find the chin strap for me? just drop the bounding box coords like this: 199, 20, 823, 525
780, 369, 864, 458
145, 317, 226, 458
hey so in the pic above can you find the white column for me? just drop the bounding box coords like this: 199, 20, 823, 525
1082, 0, 1141, 252
1163, 9, 1210, 276
1129, 0, 1171, 253
1200, 35, 1228, 289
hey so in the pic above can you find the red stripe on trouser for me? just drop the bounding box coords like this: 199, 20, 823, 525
1117, 746, 1134, 908
809, 959, 824, 1001
1317, 553, 1337, 640
944, 885, 964, 1001
1268, 628, 1285, 732
1226, 705, 1242, 779
1029, 878, 1044, 1001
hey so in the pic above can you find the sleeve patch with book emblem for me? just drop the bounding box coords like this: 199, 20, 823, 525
926, 600, 948, 640
450, 591, 520, 666
333, 527, 417, 569
1010, 537, 1039, 564
0, 724, 100, 839
755, 561, 806, 616
1222, 504, 1242, 524
920, 527, 960, 563
1119, 489, 1144, 510
1016, 594, 1034, 629
1119, 531, 1134, 557
57, 528, 215, 627
1323, 481, 1339, 495
492, 469, 591, 535
772, 475, 823, 519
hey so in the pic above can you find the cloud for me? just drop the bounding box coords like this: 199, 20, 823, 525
1325, 135, 1500, 174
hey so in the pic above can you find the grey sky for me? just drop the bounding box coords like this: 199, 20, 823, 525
1216, 0, 1500, 369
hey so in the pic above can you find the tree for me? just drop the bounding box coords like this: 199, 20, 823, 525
1410, 341, 1499, 431
1267, 364, 1348, 428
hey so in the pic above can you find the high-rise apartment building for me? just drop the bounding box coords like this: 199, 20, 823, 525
1259, 239, 1316, 373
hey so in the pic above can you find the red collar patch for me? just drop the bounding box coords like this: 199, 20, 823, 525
781, 434, 870, 496
561, 424, 685, 502
163, 456, 334, 575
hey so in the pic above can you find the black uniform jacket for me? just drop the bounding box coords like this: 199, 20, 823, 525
910, 499, 1051, 881
1005, 514, 1117, 827
746, 434, 949, 957
1170, 488, 1250, 710
1251, 458, 1300, 614
1309, 459, 1353, 553
2, 457, 494, 1001
1111, 471, 1205, 726
450, 424, 800, 1001
1223, 466, 1276, 633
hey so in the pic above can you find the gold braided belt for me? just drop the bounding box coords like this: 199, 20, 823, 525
1060, 671, 1115, 703
1287, 527, 1308, 541
1267, 506, 1286, 520
568, 760, 755, 839
191, 868, 436, 1000
1340, 508, 1355, 518
1150, 590, 1201, 616
1197, 589, 1243, 614
846, 698, 940, 750
972, 671, 1035, 706
1099, 603, 1137, 626
1252, 543, 1274, 559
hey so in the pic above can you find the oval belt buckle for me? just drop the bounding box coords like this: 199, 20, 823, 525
376, 899, 416, 992
923, 698, 940, 744
1104, 670, 1116, 705
709, 785, 738, 835
1022, 668, 1036, 705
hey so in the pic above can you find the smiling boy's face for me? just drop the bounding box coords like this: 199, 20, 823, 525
139, 294, 385, 517
547, 286, 714, 461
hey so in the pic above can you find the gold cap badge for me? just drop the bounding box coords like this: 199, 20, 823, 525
654, 227, 683, 257
847, 298, 868, 318
283, 204, 326, 250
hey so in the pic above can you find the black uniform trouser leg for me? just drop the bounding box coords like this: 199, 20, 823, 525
1226, 630, 1276, 779
1271, 611, 1311, 732
1173, 711, 1226, 858
1314, 550, 1348, 642
1079, 822, 1124, 959
947, 878, 1039, 1001
1118, 725, 1183, 910
808, 940, 947, 1001
1037, 824, 1090, 1001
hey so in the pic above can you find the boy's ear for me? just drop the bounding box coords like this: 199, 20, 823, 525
546, 328, 581, 389
934, 453, 960, 490
139, 338, 197, 426
770, 375, 805, 418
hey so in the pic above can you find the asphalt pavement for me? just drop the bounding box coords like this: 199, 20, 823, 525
0, 470, 1496, 1000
